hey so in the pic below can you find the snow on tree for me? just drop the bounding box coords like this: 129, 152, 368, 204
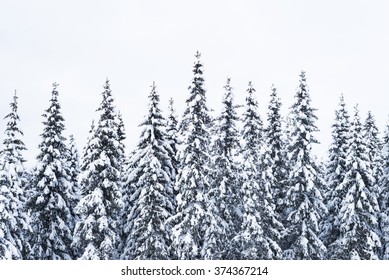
27, 83, 75, 260
166, 98, 179, 197
282, 71, 327, 260
116, 111, 127, 178
265, 85, 288, 217
320, 94, 351, 248
66, 135, 81, 214
204, 78, 240, 259
72, 79, 123, 260
169, 51, 213, 260
380, 119, 389, 259
121, 83, 175, 260
257, 84, 286, 259
233, 82, 283, 259
0, 92, 31, 259
363, 111, 383, 194
328, 105, 381, 259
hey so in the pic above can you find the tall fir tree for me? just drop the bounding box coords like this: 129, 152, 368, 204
72, 79, 123, 259
166, 98, 179, 188
282, 71, 327, 260
169, 51, 212, 259
28, 84, 75, 259
320, 94, 350, 249
121, 83, 175, 260
265, 85, 288, 216
258, 84, 286, 259
116, 111, 127, 183
233, 82, 283, 259
363, 111, 383, 194
328, 106, 381, 259
380, 120, 389, 259
205, 78, 240, 259
0, 92, 31, 259
66, 135, 81, 214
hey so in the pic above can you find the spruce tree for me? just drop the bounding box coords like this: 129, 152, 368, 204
166, 98, 179, 188
258, 84, 286, 259
265, 85, 287, 216
28, 83, 74, 259
170, 52, 212, 259
364, 111, 383, 194
320, 94, 350, 248
72, 79, 123, 259
0, 92, 31, 259
282, 71, 327, 260
121, 83, 175, 260
205, 78, 239, 259
328, 106, 381, 259
116, 111, 127, 182
380, 120, 389, 259
66, 135, 81, 214
233, 82, 283, 259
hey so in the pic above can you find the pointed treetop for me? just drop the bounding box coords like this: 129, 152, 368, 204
246, 81, 256, 94
195, 51, 201, 60
224, 77, 232, 91
169, 97, 174, 108
52, 82, 59, 90
354, 103, 360, 115
300, 70, 306, 79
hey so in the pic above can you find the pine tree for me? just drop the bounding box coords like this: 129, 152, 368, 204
0, 92, 31, 259
66, 135, 81, 214
121, 83, 175, 260
169, 52, 212, 259
205, 78, 239, 259
116, 111, 127, 180
364, 111, 383, 194
166, 98, 179, 188
265, 85, 287, 216
380, 120, 389, 259
258, 84, 286, 259
28, 83, 75, 259
282, 71, 327, 260
320, 94, 350, 249
233, 82, 283, 259
119, 148, 137, 257
328, 106, 381, 259
72, 79, 123, 260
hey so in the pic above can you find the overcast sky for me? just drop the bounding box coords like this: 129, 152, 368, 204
1, 0, 389, 167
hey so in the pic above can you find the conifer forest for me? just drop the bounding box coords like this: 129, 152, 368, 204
1, 52, 389, 260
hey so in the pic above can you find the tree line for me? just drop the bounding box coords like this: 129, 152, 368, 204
0, 52, 388, 260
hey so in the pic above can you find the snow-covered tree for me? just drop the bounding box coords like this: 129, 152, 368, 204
72, 79, 123, 260
205, 78, 240, 259
166, 98, 179, 189
380, 119, 389, 259
265, 85, 287, 216
28, 83, 75, 259
169, 52, 212, 259
320, 94, 350, 248
282, 71, 327, 260
0, 92, 31, 259
116, 111, 127, 178
328, 106, 381, 259
364, 111, 383, 194
66, 135, 81, 214
233, 82, 283, 259
121, 83, 175, 260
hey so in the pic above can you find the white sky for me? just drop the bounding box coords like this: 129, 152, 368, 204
1, 0, 389, 167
